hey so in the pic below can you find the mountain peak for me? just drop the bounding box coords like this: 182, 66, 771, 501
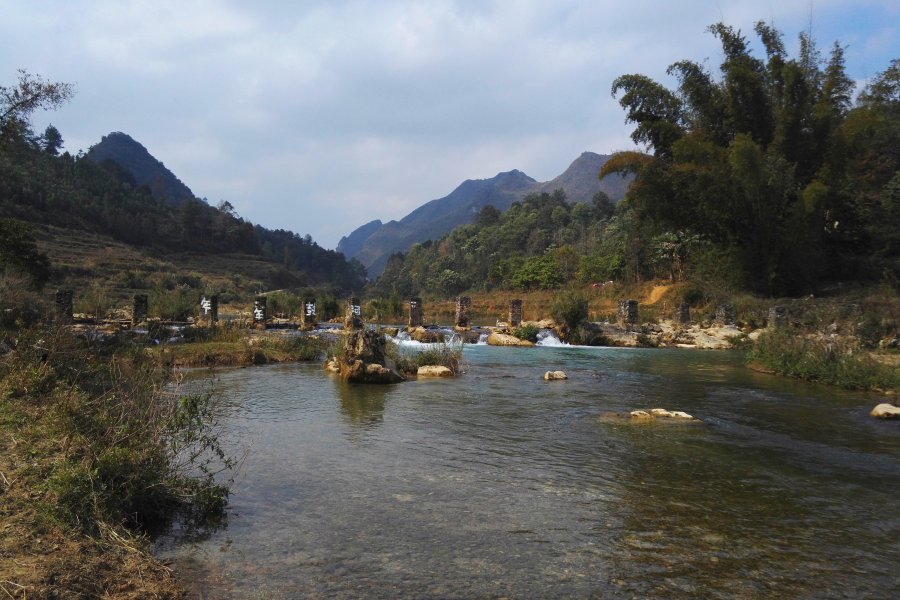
86, 132, 195, 206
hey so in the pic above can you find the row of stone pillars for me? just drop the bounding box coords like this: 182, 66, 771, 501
406, 296, 524, 329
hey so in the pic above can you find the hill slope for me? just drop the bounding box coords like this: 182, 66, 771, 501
86, 132, 195, 206
346, 152, 629, 276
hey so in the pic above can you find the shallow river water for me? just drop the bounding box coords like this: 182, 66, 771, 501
154, 344, 900, 599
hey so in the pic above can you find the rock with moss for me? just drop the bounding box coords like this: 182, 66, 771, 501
338, 329, 404, 384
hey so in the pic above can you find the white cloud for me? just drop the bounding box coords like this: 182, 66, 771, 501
1, 0, 898, 247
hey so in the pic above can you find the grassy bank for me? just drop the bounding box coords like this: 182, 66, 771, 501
0, 326, 239, 598
747, 329, 900, 394
152, 329, 328, 368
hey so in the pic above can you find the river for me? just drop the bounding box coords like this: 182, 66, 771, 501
154, 344, 900, 599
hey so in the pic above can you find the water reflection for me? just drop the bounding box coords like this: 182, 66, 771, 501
156, 347, 900, 599
334, 378, 388, 428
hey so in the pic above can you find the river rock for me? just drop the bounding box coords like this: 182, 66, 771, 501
382, 327, 399, 337
408, 327, 445, 343
543, 370, 568, 380
417, 365, 453, 377
650, 408, 695, 420
324, 359, 340, 373
453, 330, 482, 344
630, 410, 653, 420
870, 403, 900, 419
487, 331, 535, 346
338, 329, 404, 384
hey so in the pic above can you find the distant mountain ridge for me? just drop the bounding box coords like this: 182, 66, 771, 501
86, 132, 195, 206
339, 152, 630, 276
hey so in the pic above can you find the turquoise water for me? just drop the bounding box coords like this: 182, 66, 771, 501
154, 345, 900, 598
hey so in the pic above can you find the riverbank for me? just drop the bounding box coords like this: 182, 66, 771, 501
0, 326, 239, 599
149, 333, 328, 367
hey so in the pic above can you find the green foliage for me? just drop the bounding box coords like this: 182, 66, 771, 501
550, 291, 589, 331
603, 22, 900, 294
384, 339, 464, 375
512, 323, 540, 343
0, 326, 237, 534
149, 284, 196, 321
512, 252, 563, 289
0, 218, 50, 289
747, 329, 900, 392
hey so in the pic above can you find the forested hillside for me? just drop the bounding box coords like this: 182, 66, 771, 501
86, 132, 195, 205
372, 23, 900, 300
0, 73, 366, 292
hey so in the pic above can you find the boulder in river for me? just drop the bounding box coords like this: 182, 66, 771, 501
417, 365, 453, 377
543, 370, 568, 380
650, 408, 695, 420
408, 326, 445, 343
870, 403, 900, 419
337, 329, 404, 384
487, 331, 535, 346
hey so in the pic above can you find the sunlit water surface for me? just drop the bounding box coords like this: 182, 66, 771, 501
154, 345, 900, 599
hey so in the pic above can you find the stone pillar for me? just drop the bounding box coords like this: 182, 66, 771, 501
200, 294, 218, 323
408, 297, 423, 328
509, 299, 523, 327
345, 296, 362, 330
715, 304, 735, 326
132, 293, 148, 325
675, 302, 691, 325
617, 299, 639, 326
768, 305, 787, 329
302, 298, 317, 330
253, 295, 267, 326
455, 296, 471, 330
55, 289, 73, 322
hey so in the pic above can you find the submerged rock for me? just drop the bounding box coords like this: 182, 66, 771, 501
870, 403, 900, 419
487, 331, 535, 346
543, 370, 568, 381
417, 365, 453, 377
337, 329, 404, 384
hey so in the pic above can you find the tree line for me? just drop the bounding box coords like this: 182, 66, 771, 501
372, 22, 900, 299
0, 70, 367, 292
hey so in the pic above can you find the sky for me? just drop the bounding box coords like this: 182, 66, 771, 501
2, 0, 898, 249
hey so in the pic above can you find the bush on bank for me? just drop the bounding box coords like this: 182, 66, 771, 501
747, 329, 900, 393
0, 326, 238, 535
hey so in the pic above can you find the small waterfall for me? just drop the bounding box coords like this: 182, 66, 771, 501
536, 330, 567, 347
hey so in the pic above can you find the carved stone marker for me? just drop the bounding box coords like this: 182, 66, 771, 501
509, 299, 523, 327
345, 296, 362, 330
133, 293, 148, 325
768, 305, 787, 329
455, 296, 471, 330
408, 297, 423, 328
675, 302, 691, 325
302, 298, 317, 330
617, 299, 638, 326
715, 304, 735, 326
55, 289, 73, 322
253, 295, 267, 325
200, 294, 218, 323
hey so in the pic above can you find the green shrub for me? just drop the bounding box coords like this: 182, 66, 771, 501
385, 339, 464, 375
512, 323, 540, 343
550, 291, 589, 331
1, 326, 238, 535
747, 329, 900, 392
